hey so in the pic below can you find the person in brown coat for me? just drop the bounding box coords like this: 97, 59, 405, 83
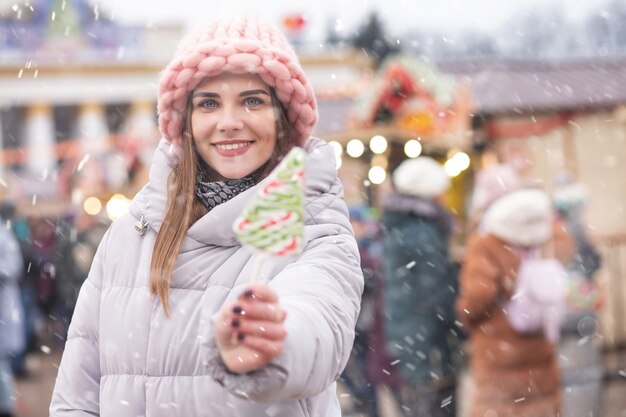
456, 186, 565, 417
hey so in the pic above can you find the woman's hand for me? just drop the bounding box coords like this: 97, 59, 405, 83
213, 283, 288, 374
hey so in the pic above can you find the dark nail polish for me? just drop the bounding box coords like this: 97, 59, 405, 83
243, 289, 254, 298
232, 306, 243, 315
231, 319, 240, 327
237, 333, 245, 341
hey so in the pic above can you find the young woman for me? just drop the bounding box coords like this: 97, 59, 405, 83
50, 15, 363, 417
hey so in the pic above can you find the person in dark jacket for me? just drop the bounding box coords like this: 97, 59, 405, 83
340, 205, 381, 417
55, 210, 108, 341
382, 157, 461, 417
12, 216, 59, 377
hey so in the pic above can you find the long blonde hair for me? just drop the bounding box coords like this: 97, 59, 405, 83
149, 87, 295, 315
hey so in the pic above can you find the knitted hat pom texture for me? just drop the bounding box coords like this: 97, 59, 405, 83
157, 15, 318, 147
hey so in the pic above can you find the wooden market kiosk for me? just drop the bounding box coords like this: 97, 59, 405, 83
323, 54, 474, 225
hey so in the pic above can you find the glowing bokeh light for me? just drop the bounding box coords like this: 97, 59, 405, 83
83, 196, 102, 216
346, 139, 365, 158
369, 135, 388, 154
106, 194, 131, 221
404, 139, 422, 158
368, 166, 387, 184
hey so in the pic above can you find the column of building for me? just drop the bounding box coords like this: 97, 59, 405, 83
76, 102, 109, 155
25, 103, 56, 177
8, 98, 158, 204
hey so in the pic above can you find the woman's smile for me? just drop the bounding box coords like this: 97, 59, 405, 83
212, 140, 255, 157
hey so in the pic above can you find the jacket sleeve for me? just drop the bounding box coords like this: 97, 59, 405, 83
49, 230, 109, 416
455, 234, 506, 327
0, 225, 22, 284
204, 194, 364, 402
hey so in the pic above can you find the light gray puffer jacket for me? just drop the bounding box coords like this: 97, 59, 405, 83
50, 137, 363, 417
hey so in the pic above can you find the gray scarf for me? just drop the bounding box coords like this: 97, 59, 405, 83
194, 165, 265, 212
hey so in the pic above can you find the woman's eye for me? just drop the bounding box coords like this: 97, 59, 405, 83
199, 99, 218, 109
244, 97, 263, 107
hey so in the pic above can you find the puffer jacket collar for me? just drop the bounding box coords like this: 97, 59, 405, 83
129, 137, 337, 250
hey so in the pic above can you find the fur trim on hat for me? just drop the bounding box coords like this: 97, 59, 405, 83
482, 188, 552, 247
392, 157, 450, 199
157, 15, 318, 146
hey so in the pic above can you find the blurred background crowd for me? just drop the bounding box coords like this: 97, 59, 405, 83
1, 0, 625, 416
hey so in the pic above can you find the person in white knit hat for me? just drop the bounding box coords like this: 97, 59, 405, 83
381, 157, 462, 417
456, 165, 573, 417
50, 15, 363, 417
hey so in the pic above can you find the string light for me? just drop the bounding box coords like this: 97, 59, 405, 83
369, 135, 388, 154
106, 194, 130, 221
83, 196, 102, 216
404, 139, 422, 158
368, 166, 386, 184
346, 139, 365, 158
444, 151, 471, 177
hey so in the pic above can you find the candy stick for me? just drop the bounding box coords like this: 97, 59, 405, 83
229, 147, 305, 345
233, 147, 306, 282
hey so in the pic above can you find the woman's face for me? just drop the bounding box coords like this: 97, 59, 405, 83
191, 73, 277, 180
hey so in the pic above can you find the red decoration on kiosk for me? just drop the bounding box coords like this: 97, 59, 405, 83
349, 54, 474, 144
282, 14, 306, 32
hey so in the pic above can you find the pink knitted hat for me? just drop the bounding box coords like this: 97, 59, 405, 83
157, 15, 318, 146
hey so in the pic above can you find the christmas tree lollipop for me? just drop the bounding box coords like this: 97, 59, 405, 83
233, 147, 306, 280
